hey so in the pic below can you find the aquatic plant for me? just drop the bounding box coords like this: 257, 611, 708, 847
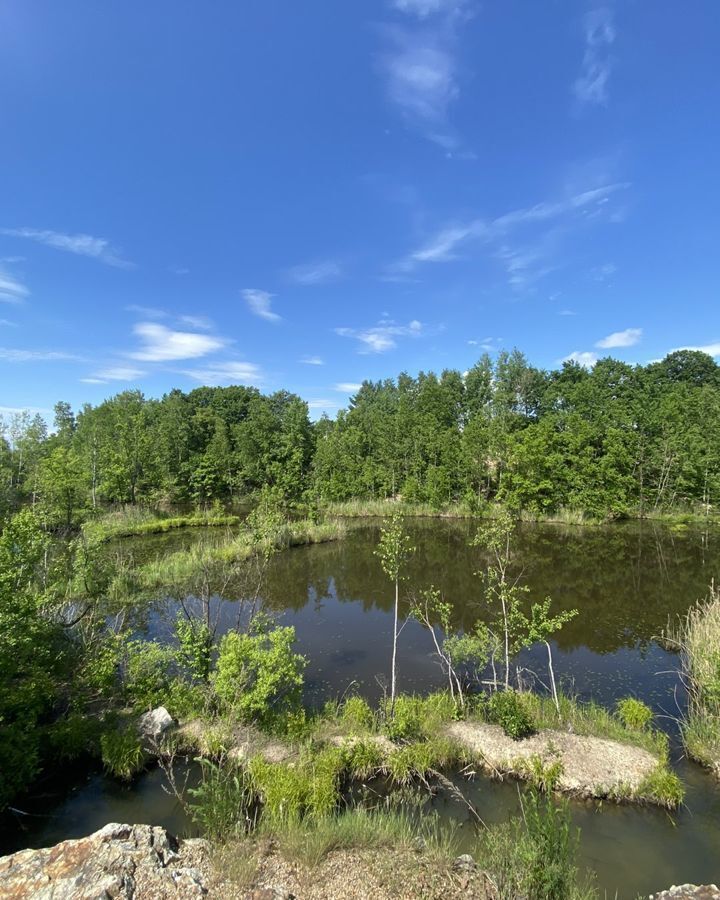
616, 697, 654, 731
670, 583, 720, 775
99, 728, 145, 780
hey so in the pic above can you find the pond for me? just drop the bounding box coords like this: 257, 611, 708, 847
4, 520, 720, 897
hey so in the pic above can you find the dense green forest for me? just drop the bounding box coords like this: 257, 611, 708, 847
3, 348, 720, 524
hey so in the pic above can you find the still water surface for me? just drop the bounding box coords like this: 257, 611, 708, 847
5, 520, 720, 896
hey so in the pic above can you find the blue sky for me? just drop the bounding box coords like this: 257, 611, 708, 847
1, 0, 719, 420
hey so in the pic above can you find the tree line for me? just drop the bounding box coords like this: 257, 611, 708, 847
2, 348, 720, 524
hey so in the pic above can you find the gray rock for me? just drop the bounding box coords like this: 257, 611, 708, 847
651, 887, 720, 899
0, 823, 209, 899
453, 853, 477, 872
138, 706, 174, 742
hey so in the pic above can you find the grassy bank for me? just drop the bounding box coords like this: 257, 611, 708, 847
323, 499, 473, 519
171, 689, 682, 809
323, 499, 720, 528
83, 507, 241, 542
671, 584, 720, 776
137, 518, 346, 588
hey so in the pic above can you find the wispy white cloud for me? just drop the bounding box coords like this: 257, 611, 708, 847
1, 227, 133, 268
93, 366, 146, 381
0, 319, 16, 327
391, 182, 629, 282
179, 314, 213, 331
563, 351, 598, 368
334, 382, 363, 393
79, 378, 109, 385
0, 347, 82, 362
596, 327, 642, 349
125, 304, 166, 319
468, 336, 503, 352
181, 361, 264, 386
591, 262, 617, 282
0, 405, 50, 416
670, 341, 720, 358
307, 399, 340, 411
300, 356, 324, 366
336, 318, 424, 353
243, 288, 281, 322
129, 322, 228, 362
558, 309, 577, 317
0, 268, 29, 304
573, 8, 615, 107
380, 0, 472, 152
288, 261, 343, 285
393, 0, 466, 17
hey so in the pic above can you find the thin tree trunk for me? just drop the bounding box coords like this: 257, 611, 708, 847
545, 640, 559, 713
391, 579, 399, 711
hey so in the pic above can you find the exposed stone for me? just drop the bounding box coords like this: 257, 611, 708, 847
0, 823, 210, 899
452, 854, 477, 872
651, 887, 720, 899
138, 706, 174, 742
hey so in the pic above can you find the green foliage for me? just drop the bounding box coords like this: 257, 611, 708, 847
249, 746, 345, 825
636, 765, 685, 809
212, 617, 306, 729
342, 738, 385, 780
616, 697, 654, 731
176, 614, 212, 681
487, 690, 536, 740
123, 640, 178, 711
479, 790, 592, 900
375, 512, 415, 584
187, 758, 256, 840
100, 729, 145, 780
47, 714, 103, 761
0, 509, 61, 808
382, 692, 458, 742
339, 695, 375, 732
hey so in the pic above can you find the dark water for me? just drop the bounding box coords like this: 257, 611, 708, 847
6, 520, 720, 896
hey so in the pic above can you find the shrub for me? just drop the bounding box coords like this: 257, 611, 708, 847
124, 640, 178, 712
479, 789, 591, 900
47, 713, 103, 761
383, 692, 457, 742
487, 690, 535, 740
249, 746, 345, 825
187, 758, 256, 840
340, 695, 375, 732
212, 618, 306, 730
100, 729, 145, 780
616, 697, 653, 731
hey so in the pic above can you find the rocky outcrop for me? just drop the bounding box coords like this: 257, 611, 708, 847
138, 706, 175, 743
0, 823, 210, 899
651, 888, 720, 899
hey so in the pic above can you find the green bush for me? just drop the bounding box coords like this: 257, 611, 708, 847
47, 713, 103, 761
187, 758, 256, 840
100, 729, 145, 780
616, 697, 653, 731
212, 618, 306, 730
249, 746, 345, 825
124, 640, 178, 711
479, 790, 592, 900
383, 692, 458, 741
487, 690, 535, 740
340, 695, 375, 732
